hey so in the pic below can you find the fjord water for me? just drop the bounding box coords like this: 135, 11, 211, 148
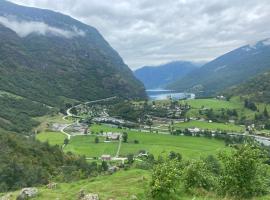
146, 89, 195, 100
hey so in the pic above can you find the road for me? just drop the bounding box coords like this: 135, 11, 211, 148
62, 96, 117, 141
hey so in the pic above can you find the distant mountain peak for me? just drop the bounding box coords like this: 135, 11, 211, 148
134, 61, 197, 89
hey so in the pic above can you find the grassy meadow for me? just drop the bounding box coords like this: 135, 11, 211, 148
36, 131, 67, 146
174, 120, 245, 132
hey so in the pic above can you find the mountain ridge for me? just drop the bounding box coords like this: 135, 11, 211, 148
134, 61, 198, 89
0, 0, 146, 133
167, 38, 270, 96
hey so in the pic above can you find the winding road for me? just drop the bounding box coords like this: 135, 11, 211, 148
61, 96, 117, 141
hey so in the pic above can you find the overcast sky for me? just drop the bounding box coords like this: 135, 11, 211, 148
8, 0, 270, 69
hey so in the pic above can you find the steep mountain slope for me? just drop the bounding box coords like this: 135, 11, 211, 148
134, 61, 198, 89
0, 1, 146, 132
226, 71, 270, 103
168, 39, 270, 96
0, 0, 146, 108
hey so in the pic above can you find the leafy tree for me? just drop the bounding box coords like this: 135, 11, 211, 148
101, 161, 108, 171
94, 136, 99, 143
217, 144, 269, 199
64, 138, 69, 145
182, 160, 215, 191
146, 119, 153, 132
204, 155, 221, 175
122, 132, 128, 143
169, 151, 182, 161
263, 107, 269, 118
127, 153, 134, 164
150, 159, 182, 199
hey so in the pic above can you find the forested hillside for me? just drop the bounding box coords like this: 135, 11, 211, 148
0, 132, 95, 192
0, 0, 146, 107
226, 71, 270, 103
134, 61, 197, 89
0, 0, 146, 132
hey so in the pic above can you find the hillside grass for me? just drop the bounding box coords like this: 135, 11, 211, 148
36, 131, 67, 146
3, 168, 270, 200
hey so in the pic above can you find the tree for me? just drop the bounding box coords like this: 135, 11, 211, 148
263, 107, 269, 118
122, 132, 128, 143
182, 160, 215, 192
169, 151, 182, 161
101, 161, 108, 171
150, 159, 182, 199
94, 136, 99, 143
127, 153, 134, 164
64, 138, 69, 145
217, 144, 269, 199
146, 119, 153, 132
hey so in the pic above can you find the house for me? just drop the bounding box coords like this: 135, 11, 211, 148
101, 155, 111, 161
188, 127, 201, 133
103, 132, 121, 140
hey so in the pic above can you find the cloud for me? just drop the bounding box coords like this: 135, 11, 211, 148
7, 0, 270, 69
0, 16, 85, 38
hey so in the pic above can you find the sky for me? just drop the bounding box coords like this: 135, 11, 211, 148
8, 0, 270, 69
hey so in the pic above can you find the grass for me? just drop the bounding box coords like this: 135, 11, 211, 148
3, 168, 270, 200
64, 135, 119, 158
36, 131, 67, 146
89, 124, 226, 159
181, 97, 256, 119
175, 120, 245, 132
1, 169, 150, 200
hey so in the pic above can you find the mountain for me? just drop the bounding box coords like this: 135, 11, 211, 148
226, 71, 270, 103
168, 39, 270, 96
134, 61, 198, 89
0, 1, 146, 132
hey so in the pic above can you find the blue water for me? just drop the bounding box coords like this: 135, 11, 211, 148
146, 89, 195, 100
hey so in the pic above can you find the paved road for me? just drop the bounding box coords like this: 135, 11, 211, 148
115, 134, 122, 158
62, 96, 117, 141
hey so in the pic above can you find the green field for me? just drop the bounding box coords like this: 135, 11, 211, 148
175, 120, 245, 132
181, 97, 256, 119
64, 135, 119, 158
89, 124, 226, 158
36, 131, 67, 146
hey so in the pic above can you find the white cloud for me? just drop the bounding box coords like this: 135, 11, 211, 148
0, 16, 85, 38
7, 0, 270, 69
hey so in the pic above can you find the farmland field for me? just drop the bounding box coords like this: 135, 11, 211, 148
174, 120, 245, 132
88, 124, 226, 158
64, 135, 119, 157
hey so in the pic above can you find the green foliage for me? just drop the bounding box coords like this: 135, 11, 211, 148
217, 144, 270, 199
122, 132, 128, 143
150, 159, 182, 199
0, 95, 49, 133
182, 160, 216, 192
0, 132, 95, 192
94, 136, 99, 143
101, 161, 108, 171
127, 153, 134, 164
227, 71, 270, 103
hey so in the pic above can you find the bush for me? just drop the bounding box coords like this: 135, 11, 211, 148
182, 160, 216, 192
217, 144, 270, 199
